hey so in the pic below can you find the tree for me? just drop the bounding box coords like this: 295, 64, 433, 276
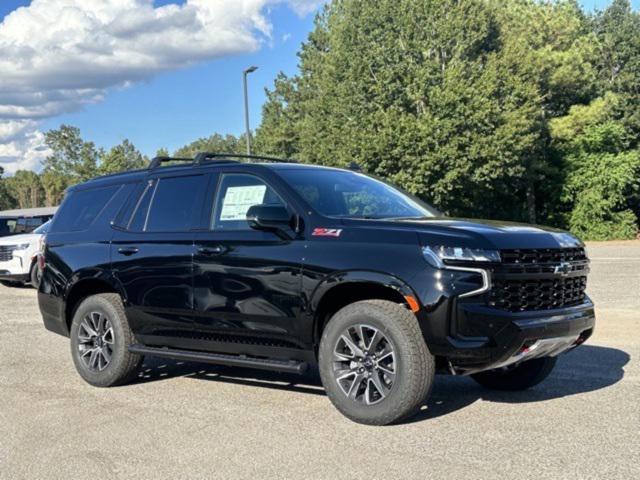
0, 167, 16, 211
173, 133, 244, 158
42, 125, 99, 181
99, 139, 148, 175
593, 0, 640, 142
40, 170, 69, 207
255, 0, 597, 224
551, 93, 640, 240
5, 171, 43, 209
155, 147, 170, 158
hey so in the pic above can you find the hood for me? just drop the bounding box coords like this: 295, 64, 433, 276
0, 232, 39, 246
344, 217, 582, 250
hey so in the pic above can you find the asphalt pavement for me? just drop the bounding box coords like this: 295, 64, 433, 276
0, 242, 638, 479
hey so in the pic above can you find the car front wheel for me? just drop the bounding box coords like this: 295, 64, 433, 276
319, 300, 435, 425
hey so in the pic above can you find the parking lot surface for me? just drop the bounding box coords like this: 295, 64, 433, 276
1, 242, 639, 479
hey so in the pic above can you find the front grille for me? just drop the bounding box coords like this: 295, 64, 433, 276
0, 246, 16, 262
488, 276, 587, 311
488, 247, 589, 312
499, 247, 588, 274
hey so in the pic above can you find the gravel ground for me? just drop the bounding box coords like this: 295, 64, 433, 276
0, 242, 638, 479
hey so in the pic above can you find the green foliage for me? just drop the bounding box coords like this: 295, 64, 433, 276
0, 167, 17, 210
42, 125, 99, 181
99, 139, 148, 175
40, 170, 69, 207
255, 0, 640, 239
3, 0, 639, 241
5, 170, 43, 209
174, 133, 244, 158
552, 95, 640, 240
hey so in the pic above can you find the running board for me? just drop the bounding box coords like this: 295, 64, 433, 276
128, 344, 308, 375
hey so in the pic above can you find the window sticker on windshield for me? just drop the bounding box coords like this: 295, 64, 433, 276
312, 228, 343, 237
219, 185, 267, 221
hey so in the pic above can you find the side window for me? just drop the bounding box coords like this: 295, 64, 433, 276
128, 181, 155, 231
15, 218, 27, 233
129, 175, 206, 232
53, 185, 121, 232
212, 174, 285, 230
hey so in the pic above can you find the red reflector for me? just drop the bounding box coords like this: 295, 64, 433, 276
37, 254, 45, 270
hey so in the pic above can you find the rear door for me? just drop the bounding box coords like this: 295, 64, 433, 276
192, 170, 308, 355
111, 171, 208, 346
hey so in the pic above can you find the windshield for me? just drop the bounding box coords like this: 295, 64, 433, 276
277, 168, 439, 219
34, 220, 51, 234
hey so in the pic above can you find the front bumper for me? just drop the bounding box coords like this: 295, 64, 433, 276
0, 252, 31, 276
443, 299, 595, 374
0, 271, 29, 283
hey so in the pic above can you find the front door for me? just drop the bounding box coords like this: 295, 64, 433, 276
192, 171, 307, 356
111, 172, 208, 346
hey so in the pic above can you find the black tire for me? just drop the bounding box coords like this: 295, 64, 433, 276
318, 300, 435, 425
471, 356, 557, 391
69, 293, 142, 387
29, 262, 41, 289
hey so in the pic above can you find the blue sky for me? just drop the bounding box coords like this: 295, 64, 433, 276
0, 0, 637, 169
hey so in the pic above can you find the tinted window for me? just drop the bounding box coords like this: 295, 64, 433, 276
213, 174, 285, 230
53, 185, 120, 232
277, 169, 439, 219
0, 218, 17, 235
128, 181, 154, 231
143, 175, 206, 232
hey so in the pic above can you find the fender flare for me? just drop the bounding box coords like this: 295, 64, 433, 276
309, 269, 419, 315
63, 268, 127, 317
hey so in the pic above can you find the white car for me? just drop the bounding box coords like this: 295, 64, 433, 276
0, 220, 50, 288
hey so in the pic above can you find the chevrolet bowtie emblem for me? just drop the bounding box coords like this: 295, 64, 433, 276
554, 261, 571, 276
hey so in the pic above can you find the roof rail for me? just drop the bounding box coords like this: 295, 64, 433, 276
194, 152, 297, 165
148, 156, 194, 169
148, 152, 297, 170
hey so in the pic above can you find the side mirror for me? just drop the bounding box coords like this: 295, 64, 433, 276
246, 205, 292, 235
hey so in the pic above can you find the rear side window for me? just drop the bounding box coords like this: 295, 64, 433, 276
53, 185, 120, 232
128, 175, 206, 232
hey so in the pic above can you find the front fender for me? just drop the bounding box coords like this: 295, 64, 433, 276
309, 270, 419, 314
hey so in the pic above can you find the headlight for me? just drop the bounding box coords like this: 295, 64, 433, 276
13, 243, 30, 251
422, 245, 501, 268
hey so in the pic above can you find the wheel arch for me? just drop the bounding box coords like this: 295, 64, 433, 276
64, 271, 124, 332
310, 271, 420, 347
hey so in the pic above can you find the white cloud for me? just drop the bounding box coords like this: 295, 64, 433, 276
0, 121, 51, 174
0, 0, 323, 174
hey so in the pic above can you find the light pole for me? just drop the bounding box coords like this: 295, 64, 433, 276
243, 65, 258, 155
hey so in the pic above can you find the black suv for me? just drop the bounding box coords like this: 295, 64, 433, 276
38, 153, 595, 425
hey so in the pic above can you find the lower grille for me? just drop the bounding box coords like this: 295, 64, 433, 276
488, 276, 587, 312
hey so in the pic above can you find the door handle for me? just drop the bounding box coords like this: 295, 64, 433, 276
198, 246, 223, 256
117, 247, 139, 256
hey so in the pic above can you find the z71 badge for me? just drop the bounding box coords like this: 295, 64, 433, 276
312, 228, 343, 237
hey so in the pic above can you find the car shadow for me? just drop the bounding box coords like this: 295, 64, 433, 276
132, 344, 629, 424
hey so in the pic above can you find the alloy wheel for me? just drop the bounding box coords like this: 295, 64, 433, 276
332, 324, 396, 405
77, 312, 114, 372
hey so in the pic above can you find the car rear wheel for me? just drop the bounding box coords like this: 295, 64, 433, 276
471, 356, 557, 391
319, 300, 434, 425
70, 293, 142, 387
